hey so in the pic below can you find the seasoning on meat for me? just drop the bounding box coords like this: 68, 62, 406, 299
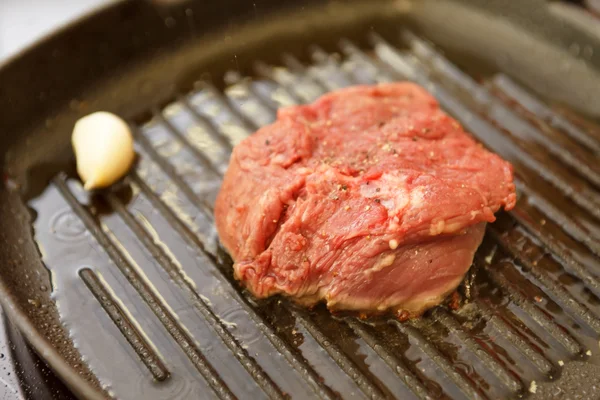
215, 82, 516, 317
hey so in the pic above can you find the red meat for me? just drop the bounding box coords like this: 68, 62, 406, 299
215, 83, 516, 316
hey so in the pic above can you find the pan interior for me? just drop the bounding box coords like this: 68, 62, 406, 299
2, 0, 600, 399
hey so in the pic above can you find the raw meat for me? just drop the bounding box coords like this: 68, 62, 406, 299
215, 82, 516, 316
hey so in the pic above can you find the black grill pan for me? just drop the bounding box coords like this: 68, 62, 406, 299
2, 0, 600, 399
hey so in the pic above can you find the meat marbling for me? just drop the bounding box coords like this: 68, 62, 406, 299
215, 82, 516, 317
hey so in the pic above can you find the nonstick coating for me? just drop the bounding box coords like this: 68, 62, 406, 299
1, 0, 600, 398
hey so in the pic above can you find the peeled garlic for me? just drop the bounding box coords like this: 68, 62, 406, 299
72, 111, 135, 190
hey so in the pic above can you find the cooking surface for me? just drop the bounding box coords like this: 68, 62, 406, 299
2, 1, 600, 399
23, 28, 600, 399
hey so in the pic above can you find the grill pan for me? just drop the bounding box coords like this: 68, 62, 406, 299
2, 0, 600, 398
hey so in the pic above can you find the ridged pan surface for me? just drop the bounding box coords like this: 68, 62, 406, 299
22, 26, 600, 399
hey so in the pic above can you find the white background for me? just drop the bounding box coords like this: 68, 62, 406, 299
0, 0, 111, 60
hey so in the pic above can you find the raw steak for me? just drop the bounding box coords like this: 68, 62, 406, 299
215, 82, 516, 316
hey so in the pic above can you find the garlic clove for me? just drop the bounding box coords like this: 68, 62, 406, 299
72, 111, 135, 190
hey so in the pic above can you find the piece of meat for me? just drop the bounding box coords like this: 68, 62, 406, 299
215, 82, 516, 317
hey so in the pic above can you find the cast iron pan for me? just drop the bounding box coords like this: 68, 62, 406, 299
2, 0, 600, 399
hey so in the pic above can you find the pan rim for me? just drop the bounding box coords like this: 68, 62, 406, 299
0, 279, 105, 400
